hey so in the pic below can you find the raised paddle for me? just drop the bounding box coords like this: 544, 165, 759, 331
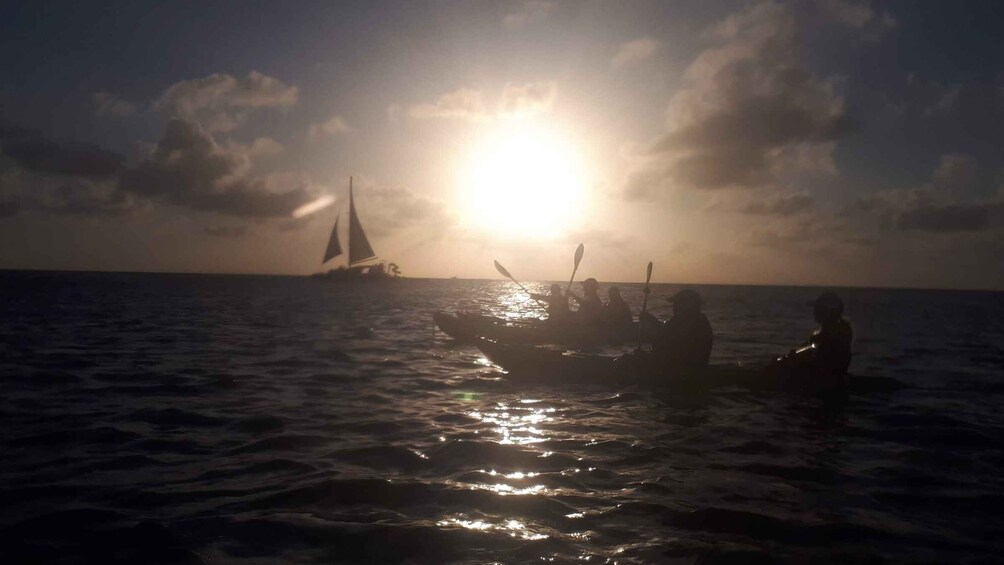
565, 243, 585, 295
494, 260, 548, 308
637, 261, 653, 351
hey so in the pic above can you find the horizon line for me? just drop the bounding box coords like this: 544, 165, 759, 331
1, 266, 1001, 294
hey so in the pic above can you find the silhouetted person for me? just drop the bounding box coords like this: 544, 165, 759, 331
600, 286, 633, 330
640, 289, 713, 374
769, 292, 852, 390
531, 283, 570, 324
567, 278, 602, 322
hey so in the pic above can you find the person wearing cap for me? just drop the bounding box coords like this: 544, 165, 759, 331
530, 283, 570, 324
600, 286, 633, 331
769, 292, 853, 390
567, 278, 603, 322
639, 289, 713, 374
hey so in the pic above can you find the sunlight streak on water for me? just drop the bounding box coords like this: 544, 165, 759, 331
468, 403, 556, 445
437, 517, 549, 540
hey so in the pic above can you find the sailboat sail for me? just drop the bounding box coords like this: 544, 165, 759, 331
348, 179, 377, 265
322, 215, 342, 263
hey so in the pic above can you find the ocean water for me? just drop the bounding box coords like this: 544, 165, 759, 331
1, 271, 1002, 564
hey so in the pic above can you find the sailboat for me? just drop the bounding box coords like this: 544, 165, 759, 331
314, 177, 400, 280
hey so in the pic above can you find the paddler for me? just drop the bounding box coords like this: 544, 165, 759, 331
600, 286, 633, 330
567, 278, 603, 322
530, 283, 570, 324
639, 289, 713, 374
767, 292, 852, 390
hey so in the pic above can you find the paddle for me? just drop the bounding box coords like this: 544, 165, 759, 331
494, 260, 548, 308
565, 243, 585, 295
637, 261, 653, 351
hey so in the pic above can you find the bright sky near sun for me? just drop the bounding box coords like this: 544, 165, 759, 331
1, 1, 1003, 289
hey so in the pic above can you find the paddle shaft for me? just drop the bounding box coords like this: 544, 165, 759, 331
494, 260, 548, 308
637, 261, 653, 351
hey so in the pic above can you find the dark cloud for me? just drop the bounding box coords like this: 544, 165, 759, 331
625, 2, 852, 197
38, 181, 138, 217
0, 127, 125, 179
119, 118, 315, 218
897, 202, 1002, 233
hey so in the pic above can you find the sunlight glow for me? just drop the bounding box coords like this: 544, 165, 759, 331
459, 123, 586, 238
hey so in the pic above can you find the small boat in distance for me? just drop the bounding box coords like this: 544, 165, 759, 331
312, 177, 402, 281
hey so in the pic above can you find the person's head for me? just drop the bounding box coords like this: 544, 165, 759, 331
582, 278, 599, 294
608, 286, 622, 301
812, 292, 843, 324
667, 289, 702, 316
550, 283, 562, 296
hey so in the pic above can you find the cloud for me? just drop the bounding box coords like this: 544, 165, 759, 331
408, 88, 488, 122
119, 118, 315, 218
498, 82, 557, 118
611, 38, 660, 68
839, 154, 1004, 234
154, 71, 299, 132
91, 91, 138, 118
347, 182, 453, 239
226, 137, 284, 158
502, 1, 555, 29
37, 180, 139, 217
897, 202, 1003, 232
0, 126, 125, 179
931, 153, 979, 198
740, 192, 815, 215
204, 225, 249, 237
407, 82, 556, 123
818, 0, 897, 38
624, 2, 851, 198
308, 115, 351, 137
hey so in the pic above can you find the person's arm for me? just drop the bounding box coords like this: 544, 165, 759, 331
567, 290, 583, 305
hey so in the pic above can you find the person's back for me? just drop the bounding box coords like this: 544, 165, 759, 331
768, 292, 852, 390
645, 289, 713, 374
808, 314, 852, 382
601, 287, 633, 330
568, 278, 602, 323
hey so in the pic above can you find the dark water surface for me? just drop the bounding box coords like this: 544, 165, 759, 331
2, 271, 1002, 563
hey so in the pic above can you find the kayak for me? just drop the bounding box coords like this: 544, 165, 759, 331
474, 337, 745, 387
434, 311, 650, 346
474, 338, 905, 394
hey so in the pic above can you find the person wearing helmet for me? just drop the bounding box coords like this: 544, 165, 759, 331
530, 283, 570, 324
567, 278, 603, 322
768, 292, 853, 390
639, 288, 713, 374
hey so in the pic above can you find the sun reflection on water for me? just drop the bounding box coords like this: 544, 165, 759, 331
437, 516, 548, 541
466, 402, 557, 445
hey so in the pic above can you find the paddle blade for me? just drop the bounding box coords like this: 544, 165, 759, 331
645, 261, 653, 285
573, 243, 584, 268
494, 260, 513, 281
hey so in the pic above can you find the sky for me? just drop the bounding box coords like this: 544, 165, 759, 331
1, 0, 1003, 289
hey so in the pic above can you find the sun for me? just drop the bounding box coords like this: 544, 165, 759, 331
458, 123, 586, 238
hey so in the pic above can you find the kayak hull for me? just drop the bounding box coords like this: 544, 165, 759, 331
473, 338, 905, 393
434, 311, 648, 347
